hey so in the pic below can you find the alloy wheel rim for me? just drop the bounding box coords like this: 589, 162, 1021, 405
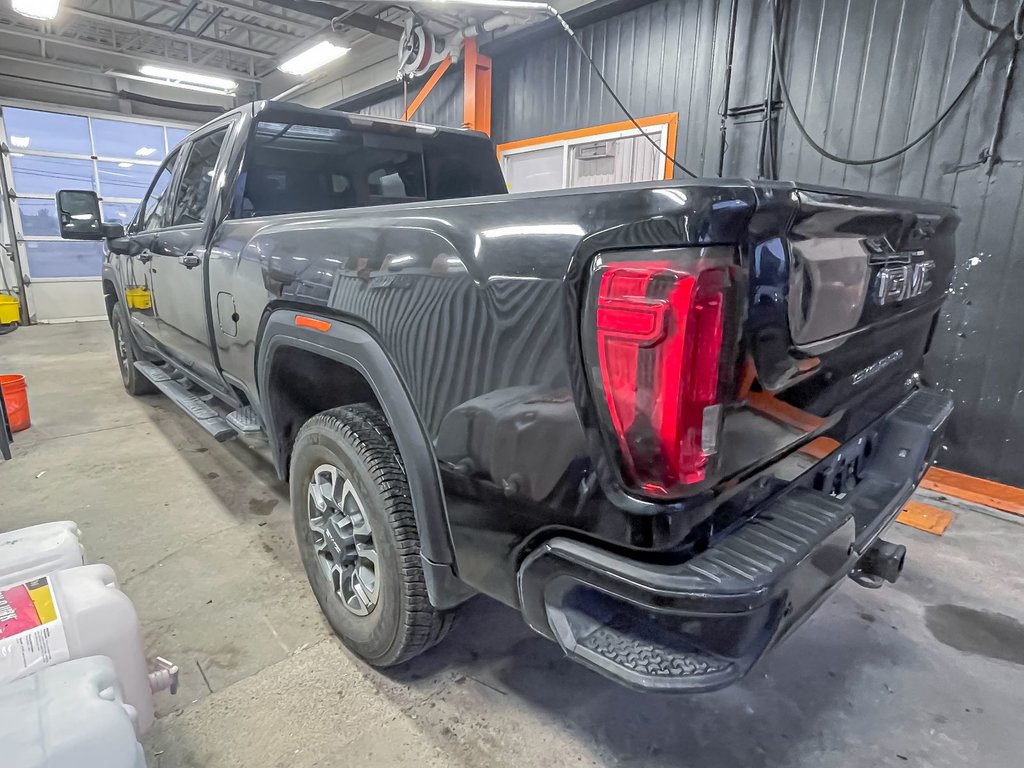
307, 463, 380, 616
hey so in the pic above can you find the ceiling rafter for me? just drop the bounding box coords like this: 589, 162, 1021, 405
0, 13, 262, 82
63, 6, 274, 58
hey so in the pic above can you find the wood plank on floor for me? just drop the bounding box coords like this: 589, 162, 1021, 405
922, 467, 1024, 517
897, 500, 955, 536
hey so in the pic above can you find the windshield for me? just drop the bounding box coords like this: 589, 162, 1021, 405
234, 119, 506, 218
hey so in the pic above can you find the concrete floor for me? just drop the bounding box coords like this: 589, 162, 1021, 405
2, 320, 1024, 768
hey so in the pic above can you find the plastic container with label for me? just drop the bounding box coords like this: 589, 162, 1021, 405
0, 564, 158, 733
0, 520, 86, 584
0, 655, 147, 768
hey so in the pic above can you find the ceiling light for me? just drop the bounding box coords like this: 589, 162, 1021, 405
117, 162, 134, 168
109, 70, 234, 95
13, 0, 61, 20
135, 146, 157, 157
9, 135, 30, 149
138, 65, 237, 92
278, 41, 349, 76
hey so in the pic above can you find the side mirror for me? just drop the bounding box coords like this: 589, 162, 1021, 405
56, 190, 104, 241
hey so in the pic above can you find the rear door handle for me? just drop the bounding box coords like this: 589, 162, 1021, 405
180, 252, 201, 269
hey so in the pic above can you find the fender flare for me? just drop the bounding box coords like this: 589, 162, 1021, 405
257, 309, 472, 609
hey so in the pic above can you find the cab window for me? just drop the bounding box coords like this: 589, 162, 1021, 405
171, 128, 228, 227
136, 149, 180, 232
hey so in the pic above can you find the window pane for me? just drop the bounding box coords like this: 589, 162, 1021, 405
17, 199, 59, 237
140, 151, 179, 231
91, 118, 166, 161
2, 108, 91, 155
25, 240, 104, 278
166, 128, 191, 151
97, 161, 158, 199
504, 146, 564, 193
10, 156, 94, 196
102, 202, 139, 228
172, 129, 227, 226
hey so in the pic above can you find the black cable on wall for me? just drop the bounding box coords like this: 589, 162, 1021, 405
770, 0, 1013, 166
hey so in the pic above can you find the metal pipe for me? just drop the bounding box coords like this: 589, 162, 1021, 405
757, 0, 780, 179
986, 39, 1019, 174
716, 0, 739, 177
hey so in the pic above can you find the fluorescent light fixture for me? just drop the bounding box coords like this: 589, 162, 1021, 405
278, 40, 349, 76
117, 162, 134, 168
109, 70, 233, 95
9, 135, 30, 149
135, 146, 157, 157
13, 0, 61, 20
138, 65, 237, 92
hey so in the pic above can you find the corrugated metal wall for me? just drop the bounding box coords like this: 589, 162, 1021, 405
360, 0, 1024, 485
360, 69, 464, 128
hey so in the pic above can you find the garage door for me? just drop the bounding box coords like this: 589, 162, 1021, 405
0, 105, 192, 323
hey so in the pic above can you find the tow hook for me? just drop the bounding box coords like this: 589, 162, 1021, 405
849, 539, 906, 589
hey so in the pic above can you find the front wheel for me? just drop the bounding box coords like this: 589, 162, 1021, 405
110, 302, 156, 396
290, 404, 453, 666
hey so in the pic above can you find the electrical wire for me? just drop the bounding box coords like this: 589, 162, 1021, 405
546, 7, 699, 178
769, 0, 1012, 166
962, 0, 1003, 32
961, 0, 1024, 39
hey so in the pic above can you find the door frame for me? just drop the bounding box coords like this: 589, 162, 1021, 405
143, 115, 241, 403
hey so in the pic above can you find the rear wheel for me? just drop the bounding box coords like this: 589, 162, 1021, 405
111, 302, 156, 396
290, 404, 453, 666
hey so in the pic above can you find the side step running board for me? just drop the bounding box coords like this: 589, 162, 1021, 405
225, 406, 263, 435
134, 361, 236, 442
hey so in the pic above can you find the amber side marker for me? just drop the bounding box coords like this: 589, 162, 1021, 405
295, 315, 331, 332
897, 501, 955, 536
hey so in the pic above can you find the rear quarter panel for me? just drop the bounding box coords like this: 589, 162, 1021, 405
207, 182, 757, 602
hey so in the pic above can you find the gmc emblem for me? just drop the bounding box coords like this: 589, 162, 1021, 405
873, 259, 935, 305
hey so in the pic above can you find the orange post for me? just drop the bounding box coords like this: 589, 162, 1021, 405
403, 56, 453, 122
462, 37, 492, 135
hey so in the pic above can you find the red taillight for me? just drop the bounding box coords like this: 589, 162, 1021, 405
592, 258, 728, 494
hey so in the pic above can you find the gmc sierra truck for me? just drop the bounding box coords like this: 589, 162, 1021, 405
57, 100, 955, 692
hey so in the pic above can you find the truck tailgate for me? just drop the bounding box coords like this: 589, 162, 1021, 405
730, 184, 958, 484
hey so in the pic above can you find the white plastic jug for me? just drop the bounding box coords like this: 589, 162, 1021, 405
0, 564, 156, 733
0, 655, 146, 768
0, 520, 85, 583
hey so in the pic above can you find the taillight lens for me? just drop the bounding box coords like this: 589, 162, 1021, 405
586, 252, 731, 496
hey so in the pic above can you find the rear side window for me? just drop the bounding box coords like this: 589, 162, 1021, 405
171, 128, 228, 226
236, 120, 503, 218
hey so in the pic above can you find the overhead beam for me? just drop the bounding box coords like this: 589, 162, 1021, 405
171, 0, 201, 31
202, 0, 326, 33
62, 7, 275, 58
133, 0, 308, 41
255, 0, 404, 40
195, 8, 224, 36
0, 26, 261, 82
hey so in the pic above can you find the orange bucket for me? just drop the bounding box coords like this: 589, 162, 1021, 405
0, 374, 30, 432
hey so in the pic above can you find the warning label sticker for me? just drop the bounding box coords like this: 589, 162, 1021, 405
0, 575, 70, 684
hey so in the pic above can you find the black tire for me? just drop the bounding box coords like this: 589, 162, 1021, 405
110, 302, 156, 396
290, 403, 453, 666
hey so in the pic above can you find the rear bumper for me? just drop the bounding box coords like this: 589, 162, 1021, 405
516, 388, 952, 692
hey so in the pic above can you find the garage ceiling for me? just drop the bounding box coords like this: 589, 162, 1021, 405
0, 0, 407, 100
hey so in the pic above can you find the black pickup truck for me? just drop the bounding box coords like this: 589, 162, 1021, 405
57, 100, 955, 692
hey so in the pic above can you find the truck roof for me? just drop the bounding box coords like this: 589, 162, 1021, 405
179, 99, 489, 148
